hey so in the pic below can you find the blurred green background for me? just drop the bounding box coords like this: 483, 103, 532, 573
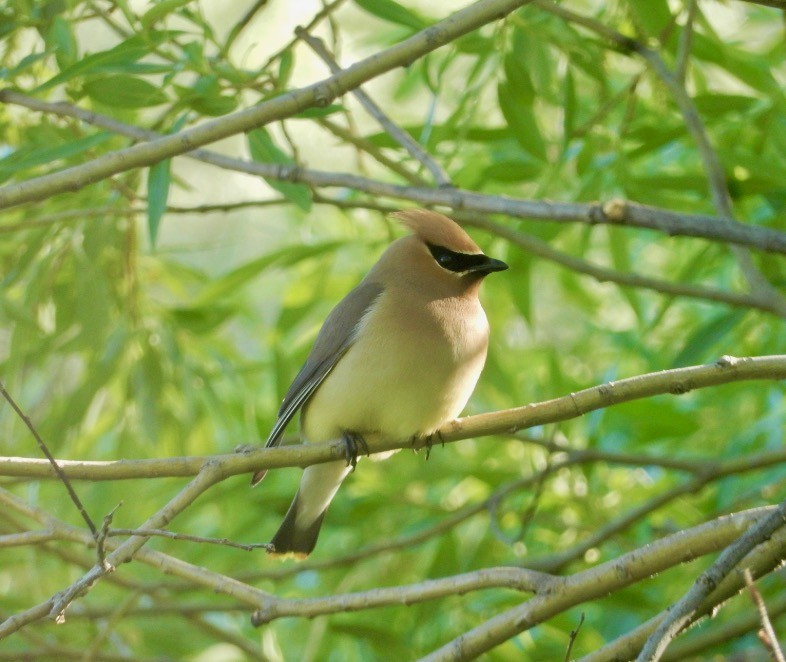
1, 0, 785, 659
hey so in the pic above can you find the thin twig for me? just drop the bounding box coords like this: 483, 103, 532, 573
5, 90, 786, 257
258, 0, 348, 73
533, 0, 786, 317
252, 566, 552, 625
222, 0, 270, 57
297, 27, 453, 187
96, 502, 123, 570
636, 499, 786, 661
675, 0, 698, 85
108, 528, 272, 551
743, 568, 786, 662
318, 118, 427, 185
565, 613, 586, 662
0, 381, 97, 537
0, 0, 529, 210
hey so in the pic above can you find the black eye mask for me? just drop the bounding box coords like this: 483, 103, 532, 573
427, 243, 507, 275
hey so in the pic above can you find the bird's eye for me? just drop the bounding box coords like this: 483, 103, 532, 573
427, 243, 487, 273
436, 253, 453, 267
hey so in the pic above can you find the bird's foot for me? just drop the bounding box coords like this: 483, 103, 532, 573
342, 431, 369, 471
412, 430, 445, 460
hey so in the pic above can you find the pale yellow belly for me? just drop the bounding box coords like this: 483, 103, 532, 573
302, 294, 488, 444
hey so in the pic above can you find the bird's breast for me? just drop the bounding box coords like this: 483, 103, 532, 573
302, 289, 489, 443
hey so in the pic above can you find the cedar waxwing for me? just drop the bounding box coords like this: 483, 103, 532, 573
257, 209, 507, 557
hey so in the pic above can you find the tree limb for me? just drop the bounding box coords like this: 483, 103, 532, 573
0, 355, 784, 481
5, 90, 786, 256
0, 0, 531, 210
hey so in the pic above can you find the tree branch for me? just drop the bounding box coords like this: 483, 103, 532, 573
420, 509, 786, 661
0, 355, 783, 481
5, 90, 786, 256
579, 515, 786, 661
297, 27, 453, 187
0, 0, 530, 210
252, 566, 552, 625
637, 499, 786, 661
0, 381, 97, 537
532, 0, 786, 316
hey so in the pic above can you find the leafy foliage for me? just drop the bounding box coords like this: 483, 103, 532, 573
0, 0, 785, 660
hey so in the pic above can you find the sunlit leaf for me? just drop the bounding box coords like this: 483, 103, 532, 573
83, 74, 169, 108
247, 127, 312, 211
147, 158, 171, 247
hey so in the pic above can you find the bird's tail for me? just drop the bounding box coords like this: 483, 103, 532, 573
269, 493, 327, 559
268, 461, 351, 558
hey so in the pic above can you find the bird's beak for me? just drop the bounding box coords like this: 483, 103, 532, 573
466, 255, 508, 275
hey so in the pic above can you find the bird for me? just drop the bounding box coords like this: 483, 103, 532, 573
257, 209, 508, 558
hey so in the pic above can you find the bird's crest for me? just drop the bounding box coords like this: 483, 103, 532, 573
392, 209, 481, 254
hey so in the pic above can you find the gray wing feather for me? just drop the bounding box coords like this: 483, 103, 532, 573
265, 281, 383, 448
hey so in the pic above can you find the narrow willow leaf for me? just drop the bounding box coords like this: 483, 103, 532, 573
247, 128, 312, 211
36, 30, 181, 91
353, 0, 430, 30
147, 159, 171, 247
83, 74, 168, 108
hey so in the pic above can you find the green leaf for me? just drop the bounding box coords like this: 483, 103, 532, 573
247, 127, 312, 211
193, 241, 343, 307
141, 0, 192, 29
483, 159, 542, 182
353, 0, 430, 31
83, 74, 168, 108
0, 51, 51, 79
497, 82, 547, 161
607, 228, 642, 322
627, 0, 674, 35
671, 310, 747, 368
277, 49, 294, 87
293, 103, 344, 119
174, 75, 237, 116
168, 304, 237, 334
147, 159, 171, 247
45, 16, 77, 70
0, 131, 112, 184
36, 30, 181, 91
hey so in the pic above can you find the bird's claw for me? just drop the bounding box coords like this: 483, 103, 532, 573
342, 432, 369, 471
416, 430, 445, 460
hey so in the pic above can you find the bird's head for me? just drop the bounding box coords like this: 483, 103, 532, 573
385, 209, 508, 295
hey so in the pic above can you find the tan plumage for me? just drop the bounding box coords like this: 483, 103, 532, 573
260, 209, 507, 557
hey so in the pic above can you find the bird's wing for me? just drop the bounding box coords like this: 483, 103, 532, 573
265, 280, 384, 448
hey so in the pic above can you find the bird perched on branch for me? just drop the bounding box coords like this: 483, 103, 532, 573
256, 209, 508, 558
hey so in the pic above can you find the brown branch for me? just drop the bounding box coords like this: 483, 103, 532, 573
0, 0, 530, 210
744, 568, 786, 662
1, 355, 785, 482
579, 520, 786, 662
0, 381, 97, 537
5, 90, 786, 257
532, 0, 786, 317
662, 588, 786, 661
637, 500, 786, 661
298, 27, 452, 187
252, 566, 552, 625
423, 509, 786, 661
